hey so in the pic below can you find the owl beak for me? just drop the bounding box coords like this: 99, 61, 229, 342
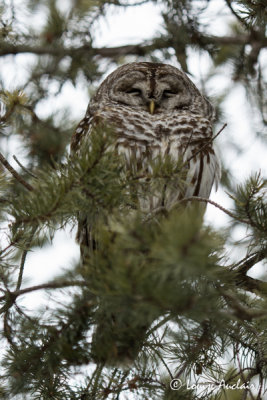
149, 100, 155, 114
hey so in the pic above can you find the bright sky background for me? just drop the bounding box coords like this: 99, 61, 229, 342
1, 0, 266, 311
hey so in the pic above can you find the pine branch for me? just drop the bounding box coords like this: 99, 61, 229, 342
221, 290, 267, 321
225, 0, 250, 30
236, 274, 267, 296
0, 34, 266, 58
0, 151, 34, 191
0, 280, 88, 302
234, 250, 267, 275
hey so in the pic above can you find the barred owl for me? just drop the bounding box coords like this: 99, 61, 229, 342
72, 62, 220, 210
71, 62, 220, 363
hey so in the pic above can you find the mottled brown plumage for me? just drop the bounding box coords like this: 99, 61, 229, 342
72, 62, 220, 214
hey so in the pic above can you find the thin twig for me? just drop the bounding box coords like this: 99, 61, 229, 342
147, 314, 172, 336
3, 311, 17, 349
178, 196, 250, 224
151, 332, 174, 380
224, 367, 256, 385
174, 361, 188, 379
0, 151, 34, 191
103, 368, 119, 398
181, 129, 194, 159
16, 227, 37, 291
232, 272, 267, 296
225, 0, 250, 30
117, 0, 149, 6
238, 275, 267, 295
0, 241, 15, 256
236, 344, 256, 400
91, 363, 105, 398
16, 250, 28, 291
234, 250, 266, 275
145, 195, 250, 226
0, 280, 88, 302
13, 155, 37, 179
221, 290, 267, 320
183, 123, 227, 167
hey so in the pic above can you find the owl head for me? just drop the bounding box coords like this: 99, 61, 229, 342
89, 62, 214, 120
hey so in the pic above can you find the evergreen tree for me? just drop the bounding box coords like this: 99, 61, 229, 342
0, 1, 266, 399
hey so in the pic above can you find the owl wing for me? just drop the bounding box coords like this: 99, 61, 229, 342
182, 142, 221, 199
71, 111, 98, 255
71, 114, 92, 152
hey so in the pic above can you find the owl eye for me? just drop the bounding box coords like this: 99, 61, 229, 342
125, 88, 142, 96
162, 89, 178, 98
